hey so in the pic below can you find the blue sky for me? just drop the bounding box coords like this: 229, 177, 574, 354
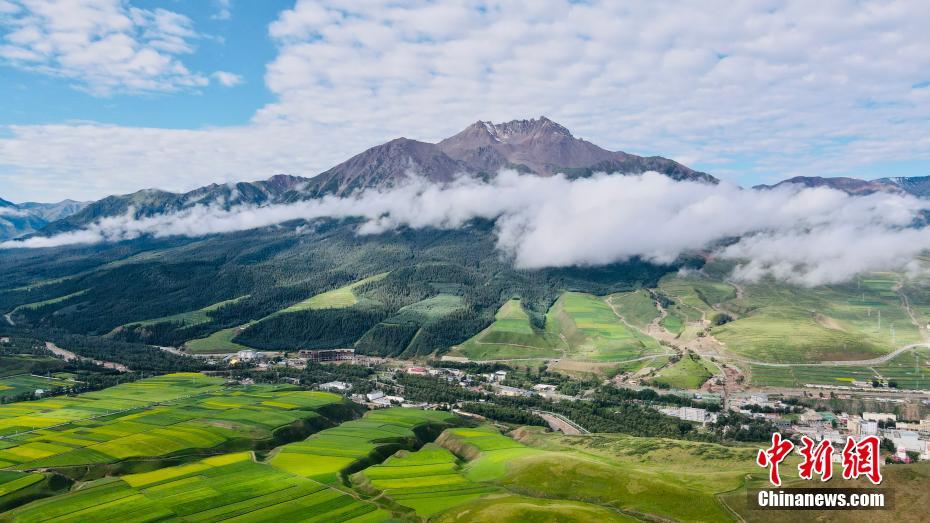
1, 0, 930, 202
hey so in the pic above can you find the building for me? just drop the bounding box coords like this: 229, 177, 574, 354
366, 391, 385, 402
863, 412, 896, 423
494, 385, 531, 398
659, 406, 717, 425
298, 348, 355, 362
532, 384, 557, 392
860, 420, 879, 436
406, 367, 428, 375
319, 381, 352, 392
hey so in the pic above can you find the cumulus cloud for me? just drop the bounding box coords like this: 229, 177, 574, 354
5, 171, 930, 287
0, 0, 211, 95
211, 71, 242, 87
4, 1, 930, 201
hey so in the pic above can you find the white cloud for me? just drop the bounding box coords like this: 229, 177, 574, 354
0, 0, 210, 95
6, 171, 930, 287
3, 1, 930, 201
212, 0, 231, 21
212, 70, 242, 87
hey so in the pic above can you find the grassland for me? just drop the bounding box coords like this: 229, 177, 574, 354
0, 374, 74, 401
713, 276, 916, 363
184, 323, 254, 354
606, 290, 660, 330
352, 443, 497, 517
0, 374, 349, 474
750, 347, 930, 389
268, 408, 458, 484
121, 295, 249, 329
11, 290, 87, 313
2, 451, 388, 523
552, 292, 663, 362
650, 354, 717, 389
288, 272, 388, 312
453, 299, 561, 361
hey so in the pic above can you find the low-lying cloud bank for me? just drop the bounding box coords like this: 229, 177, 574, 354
4, 171, 930, 286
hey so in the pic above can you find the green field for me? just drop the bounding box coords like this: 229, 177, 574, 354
183, 323, 254, 354
0, 375, 74, 401
352, 443, 497, 517
0, 374, 349, 474
552, 292, 663, 362
605, 290, 660, 330
120, 295, 250, 329
2, 451, 388, 523
713, 276, 915, 363
453, 299, 561, 360
437, 425, 762, 522
750, 347, 930, 389
650, 354, 717, 390
11, 290, 88, 313
268, 408, 457, 484
288, 272, 388, 312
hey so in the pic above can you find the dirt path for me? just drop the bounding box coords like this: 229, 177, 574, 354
45, 341, 130, 372
3, 313, 13, 326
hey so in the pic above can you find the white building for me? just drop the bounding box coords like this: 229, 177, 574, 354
366, 391, 385, 402
863, 412, 896, 423
860, 420, 879, 436
319, 381, 352, 392
659, 406, 717, 425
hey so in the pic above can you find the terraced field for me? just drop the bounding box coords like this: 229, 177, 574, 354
2, 452, 389, 523
452, 299, 561, 360
552, 292, 663, 362
352, 443, 497, 517
0, 374, 350, 475
268, 408, 457, 484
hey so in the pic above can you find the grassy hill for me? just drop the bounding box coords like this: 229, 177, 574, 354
452, 299, 561, 360
552, 292, 663, 362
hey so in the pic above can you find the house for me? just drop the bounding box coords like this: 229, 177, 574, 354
319, 381, 352, 392
366, 391, 385, 402
406, 367, 429, 375
494, 385, 531, 398
532, 384, 558, 392
863, 412, 896, 423
298, 348, 355, 362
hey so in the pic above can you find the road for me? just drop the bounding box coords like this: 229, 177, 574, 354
45, 341, 130, 372
741, 343, 930, 368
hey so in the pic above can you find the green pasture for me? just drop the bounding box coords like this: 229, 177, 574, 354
750, 347, 930, 390
286, 272, 388, 312
453, 299, 561, 360
650, 354, 715, 390
184, 323, 254, 354
606, 290, 660, 330
552, 292, 663, 362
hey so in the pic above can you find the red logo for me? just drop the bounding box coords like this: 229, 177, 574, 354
841, 435, 883, 485
758, 434, 883, 486
757, 433, 794, 486
798, 436, 834, 481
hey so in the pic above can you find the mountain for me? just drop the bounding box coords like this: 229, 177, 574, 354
753, 175, 930, 197
438, 117, 714, 182
31, 117, 716, 233
40, 175, 309, 236
0, 198, 88, 241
